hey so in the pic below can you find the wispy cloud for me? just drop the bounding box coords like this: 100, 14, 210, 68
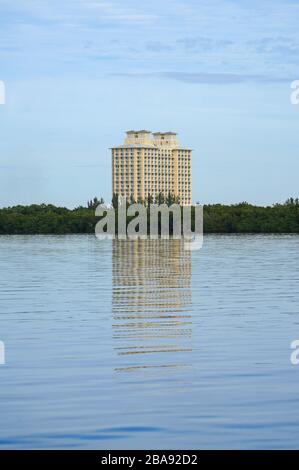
144, 36, 234, 53
145, 41, 174, 52
176, 36, 234, 51
249, 36, 299, 65
1, 0, 299, 79
1, 0, 158, 24
112, 71, 289, 84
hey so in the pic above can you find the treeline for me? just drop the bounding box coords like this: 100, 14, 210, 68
0, 197, 299, 234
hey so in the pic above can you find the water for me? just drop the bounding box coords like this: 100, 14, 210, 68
0, 234, 299, 449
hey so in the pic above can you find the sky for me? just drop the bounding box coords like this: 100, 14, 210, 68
0, 0, 299, 207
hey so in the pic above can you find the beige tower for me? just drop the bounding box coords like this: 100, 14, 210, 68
111, 130, 192, 205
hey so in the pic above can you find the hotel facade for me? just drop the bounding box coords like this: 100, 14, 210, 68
111, 130, 192, 205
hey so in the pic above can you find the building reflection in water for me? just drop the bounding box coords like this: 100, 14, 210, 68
112, 239, 192, 372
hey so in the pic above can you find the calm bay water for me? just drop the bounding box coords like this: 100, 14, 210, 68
0, 234, 299, 449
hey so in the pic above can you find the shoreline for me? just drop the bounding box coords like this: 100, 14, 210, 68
1, 201, 299, 235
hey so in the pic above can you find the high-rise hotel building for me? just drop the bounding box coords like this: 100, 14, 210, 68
111, 130, 192, 205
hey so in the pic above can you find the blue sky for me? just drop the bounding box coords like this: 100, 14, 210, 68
0, 0, 299, 207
